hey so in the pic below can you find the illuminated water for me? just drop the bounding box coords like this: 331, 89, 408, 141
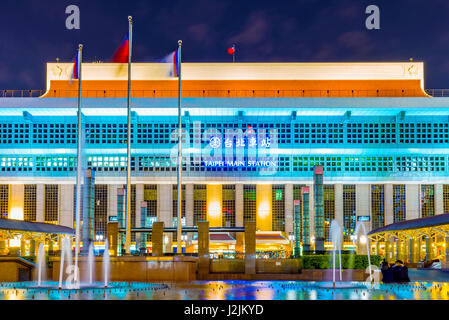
0, 280, 448, 300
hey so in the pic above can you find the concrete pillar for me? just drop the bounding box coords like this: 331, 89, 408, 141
335, 184, 344, 229
9, 184, 24, 220
36, 184, 44, 222
409, 238, 416, 263
285, 184, 294, 234
108, 184, 119, 220
135, 184, 144, 245
417, 238, 422, 261
0, 240, 7, 256
236, 232, 244, 257
256, 184, 271, 231
356, 184, 370, 232
235, 184, 244, 227
157, 184, 172, 226
207, 184, 222, 227
244, 221, 256, 275
48, 239, 54, 255
107, 222, 119, 256
59, 184, 74, 228
20, 239, 26, 256
308, 184, 315, 246
158, 184, 173, 253
425, 236, 432, 261
446, 236, 449, 262
406, 184, 420, 220
30, 240, 36, 256
385, 237, 391, 263
385, 184, 393, 225
435, 184, 444, 215
197, 221, 210, 275
395, 239, 399, 261
185, 184, 194, 252
152, 222, 164, 257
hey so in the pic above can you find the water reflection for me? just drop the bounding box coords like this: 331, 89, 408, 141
1, 280, 449, 300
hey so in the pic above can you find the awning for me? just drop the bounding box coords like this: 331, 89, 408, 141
0, 219, 74, 235
368, 213, 449, 235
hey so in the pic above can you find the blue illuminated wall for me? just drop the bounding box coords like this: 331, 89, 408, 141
0, 97, 449, 182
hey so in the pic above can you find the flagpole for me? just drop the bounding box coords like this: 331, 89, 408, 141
125, 16, 133, 255
176, 40, 183, 255
74, 43, 83, 287
233, 44, 235, 63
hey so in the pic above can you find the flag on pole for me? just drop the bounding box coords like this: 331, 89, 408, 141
227, 45, 236, 55
69, 52, 80, 85
112, 34, 130, 63
161, 49, 179, 77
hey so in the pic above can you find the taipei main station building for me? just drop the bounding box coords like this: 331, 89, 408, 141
1, 60, 448, 259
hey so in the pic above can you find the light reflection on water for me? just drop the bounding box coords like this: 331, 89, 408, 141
0, 281, 449, 300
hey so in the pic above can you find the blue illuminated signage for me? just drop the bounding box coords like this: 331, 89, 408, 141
357, 216, 370, 222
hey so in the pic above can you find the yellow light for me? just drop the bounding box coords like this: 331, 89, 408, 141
9, 207, 23, 220
9, 237, 20, 248
360, 235, 367, 245
257, 202, 270, 218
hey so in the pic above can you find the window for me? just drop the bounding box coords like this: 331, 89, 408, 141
94, 185, 108, 239
24, 184, 37, 222
421, 185, 435, 217
272, 185, 285, 231
193, 185, 207, 226
393, 185, 406, 222
343, 185, 356, 242
324, 185, 335, 241
0, 185, 8, 219
222, 185, 235, 227
371, 185, 385, 229
44, 184, 58, 223
444, 185, 449, 214
243, 185, 256, 224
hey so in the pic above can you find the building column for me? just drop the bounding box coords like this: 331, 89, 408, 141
20, 238, 26, 256
256, 184, 271, 231
285, 184, 294, 235
0, 240, 6, 256
445, 236, 449, 262
108, 184, 119, 220
385, 184, 393, 226
356, 184, 370, 232
185, 184, 194, 252
135, 184, 144, 245
107, 222, 119, 256
36, 184, 45, 222
158, 184, 172, 253
406, 184, 420, 220
244, 221, 256, 275
395, 239, 399, 261
334, 184, 343, 230
409, 238, 415, 263
435, 184, 444, 215
425, 236, 432, 261
198, 221, 210, 275
59, 184, 74, 228
9, 184, 24, 220
152, 222, 164, 257
207, 184, 222, 227
308, 183, 315, 247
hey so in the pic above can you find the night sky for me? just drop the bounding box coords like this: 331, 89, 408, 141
1, 0, 448, 90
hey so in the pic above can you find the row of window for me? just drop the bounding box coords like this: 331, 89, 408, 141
0, 155, 447, 173
2, 121, 449, 145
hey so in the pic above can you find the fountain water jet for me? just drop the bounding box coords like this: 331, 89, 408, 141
103, 240, 110, 288
330, 220, 342, 288
37, 243, 45, 287
88, 243, 95, 285
355, 221, 372, 283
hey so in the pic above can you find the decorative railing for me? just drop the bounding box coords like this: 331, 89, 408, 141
1, 90, 43, 97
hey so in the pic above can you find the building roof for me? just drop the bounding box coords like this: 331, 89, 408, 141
368, 213, 449, 235
42, 62, 427, 98
0, 219, 74, 235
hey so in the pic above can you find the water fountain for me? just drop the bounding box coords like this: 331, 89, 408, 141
330, 220, 342, 287
88, 243, 94, 285
36, 243, 45, 287
103, 240, 110, 288
355, 221, 372, 283
58, 237, 71, 289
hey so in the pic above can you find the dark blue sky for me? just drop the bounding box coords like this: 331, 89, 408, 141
1, 0, 448, 89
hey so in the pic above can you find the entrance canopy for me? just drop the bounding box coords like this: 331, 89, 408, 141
368, 214, 449, 240
0, 219, 74, 241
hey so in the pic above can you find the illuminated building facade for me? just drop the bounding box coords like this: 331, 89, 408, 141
1, 61, 449, 254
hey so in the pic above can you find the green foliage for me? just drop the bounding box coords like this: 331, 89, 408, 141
301, 254, 381, 269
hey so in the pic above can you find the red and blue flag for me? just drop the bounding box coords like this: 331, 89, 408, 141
69, 51, 80, 84
112, 34, 129, 63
